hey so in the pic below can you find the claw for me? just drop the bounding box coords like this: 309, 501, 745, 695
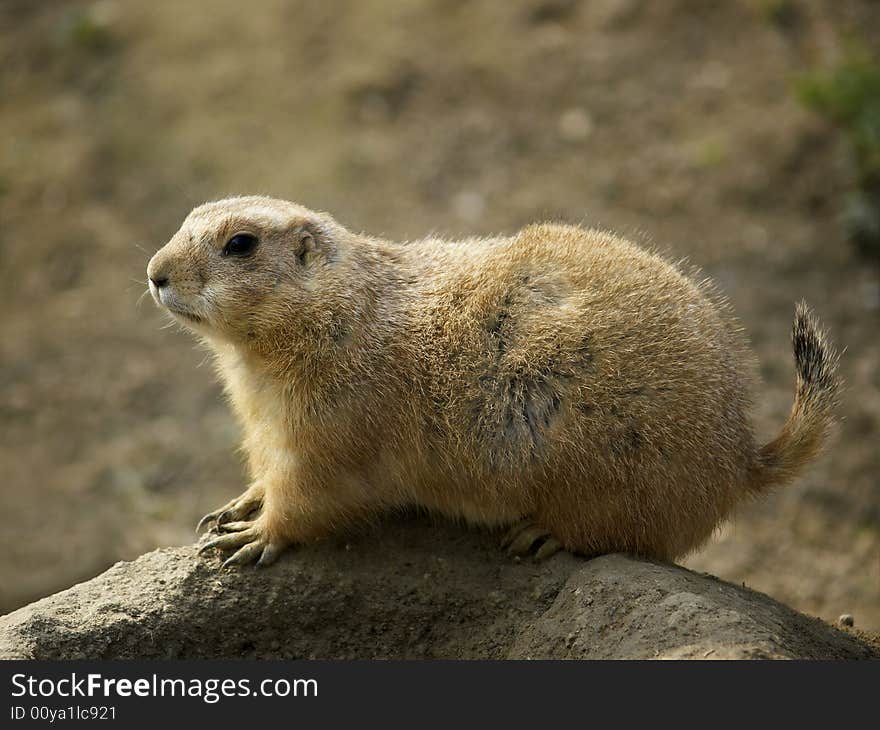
256, 543, 283, 568
195, 488, 264, 534
502, 520, 562, 558
222, 541, 264, 568
508, 525, 550, 556
196, 510, 220, 534
218, 520, 254, 533
535, 537, 563, 561
198, 529, 256, 554
501, 520, 533, 549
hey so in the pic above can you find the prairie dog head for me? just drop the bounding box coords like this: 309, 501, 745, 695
147, 196, 343, 344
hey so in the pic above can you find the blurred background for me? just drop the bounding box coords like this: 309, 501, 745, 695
1, 0, 878, 632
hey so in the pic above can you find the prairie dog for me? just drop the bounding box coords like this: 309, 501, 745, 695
146, 196, 839, 567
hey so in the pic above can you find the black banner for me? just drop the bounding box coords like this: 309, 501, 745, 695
1, 660, 876, 726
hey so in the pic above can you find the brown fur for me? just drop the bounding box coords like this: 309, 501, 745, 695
146, 196, 840, 566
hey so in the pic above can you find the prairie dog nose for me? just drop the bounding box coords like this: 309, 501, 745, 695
147, 256, 170, 288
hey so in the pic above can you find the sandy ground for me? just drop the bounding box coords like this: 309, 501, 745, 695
0, 0, 877, 633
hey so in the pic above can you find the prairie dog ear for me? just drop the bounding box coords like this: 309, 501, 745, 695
293, 221, 321, 265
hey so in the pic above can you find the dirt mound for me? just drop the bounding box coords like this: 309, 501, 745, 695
1, 520, 873, 660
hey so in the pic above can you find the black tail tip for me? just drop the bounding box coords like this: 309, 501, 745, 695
792, 301, 839, 393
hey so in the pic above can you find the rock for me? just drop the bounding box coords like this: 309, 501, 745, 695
0, 520, 874, 660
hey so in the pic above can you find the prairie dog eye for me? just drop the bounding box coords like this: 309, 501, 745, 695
223, 233, 259, 257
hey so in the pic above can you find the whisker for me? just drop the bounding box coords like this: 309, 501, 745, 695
126, 277, 149, 293
135, 289, 152, 308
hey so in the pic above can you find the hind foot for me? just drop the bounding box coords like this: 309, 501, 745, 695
501, 520, 564, 560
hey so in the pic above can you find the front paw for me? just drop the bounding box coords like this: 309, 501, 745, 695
198, 516, 288, 568
195, 485, 263, 534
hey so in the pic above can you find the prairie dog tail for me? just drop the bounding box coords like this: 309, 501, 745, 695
749, 302, 840, 493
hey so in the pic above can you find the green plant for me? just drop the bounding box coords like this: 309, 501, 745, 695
796, 51, 880, 259
59, 8, 114, 54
